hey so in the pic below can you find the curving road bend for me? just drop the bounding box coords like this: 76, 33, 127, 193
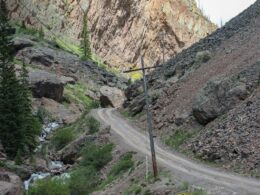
93, 108, 260, 195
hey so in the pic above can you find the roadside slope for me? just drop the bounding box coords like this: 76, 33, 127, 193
93, 108, 260, 195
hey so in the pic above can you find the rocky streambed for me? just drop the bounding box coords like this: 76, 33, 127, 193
24, 122, 70, 191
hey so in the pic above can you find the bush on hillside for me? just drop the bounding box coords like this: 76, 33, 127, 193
86, 116, 100, 134
28, 178, 70, 195
69, 166, 99, 195
80, 143, 113, 170
51, 128, 75, 150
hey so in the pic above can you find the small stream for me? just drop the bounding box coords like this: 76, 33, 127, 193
24, 122, 68, 190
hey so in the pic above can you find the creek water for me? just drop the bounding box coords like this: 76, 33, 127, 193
24, 122, 67, 190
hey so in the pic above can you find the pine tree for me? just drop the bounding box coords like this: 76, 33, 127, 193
80, 11, 92, 60
19, 60, 41, 154
0, 0, 41, 158
0, 0, 22, 157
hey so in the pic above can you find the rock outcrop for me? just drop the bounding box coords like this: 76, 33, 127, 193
0, 171, 23, 195
7, 0, 216, 69
191, 87, 260, 174
29, 69, 64, 102
192, 63, 260, 125
100, 86, 126, 108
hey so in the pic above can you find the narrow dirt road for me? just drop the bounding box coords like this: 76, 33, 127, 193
93, 108, 260, 195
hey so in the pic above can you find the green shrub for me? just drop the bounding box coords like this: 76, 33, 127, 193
165, 130, 193, 149
14, 149, 22, 165
69, 166, 99, 195
192, 189, 208, 195
28, 178, 70, 195
36, 106, 53, 124
124, 184, 142, 195
195, 50, 211, 64
179, 181, 189, 191
143, 189, 151, 195
0, 161, 5, 167
64, 83, 100, 110
86, 116, 100, 134
109, 153, 134, 177
51, 128, 75, 150
81, 143, 113, 170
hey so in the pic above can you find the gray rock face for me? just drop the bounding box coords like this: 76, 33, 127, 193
29, 69, 64, 102
0, 171, 23, 195
100, 86, 126, 108
12, 35, 35, 52
192, 63, 260, 125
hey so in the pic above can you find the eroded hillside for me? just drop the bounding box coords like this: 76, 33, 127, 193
7, 0, 216, 70
124, 0, 260, 175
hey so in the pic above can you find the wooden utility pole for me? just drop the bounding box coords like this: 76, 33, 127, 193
124, 57, 159, 178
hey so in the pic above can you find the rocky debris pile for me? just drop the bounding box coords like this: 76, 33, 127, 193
100, 86, 126, 108
14, 35, 127, 91
190, 87, 260, 173
0, 171, 23, 195
29, 69, 64, 102
192, 63, 260, 125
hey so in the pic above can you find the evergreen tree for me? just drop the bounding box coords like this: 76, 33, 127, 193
19, 60, 41, 154
80, 11, 92, 60
0, 0, 41, 158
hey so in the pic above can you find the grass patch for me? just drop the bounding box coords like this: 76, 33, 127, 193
80, 143, 113, 170
124, 184, 142, 195
165, 130, 194, 149
64, 83, 100, 110
179, 181, 189, 191
86, 116, 100, 134
28, 177, 70, 195
51, 128, 75, 150
55, 38, 82, 56
69, 166, 99, 195
109, 153, 134, 177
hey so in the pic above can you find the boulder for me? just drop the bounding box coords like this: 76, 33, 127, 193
59, 76, 76, 85
193, 62, 260, 125
99, 86, 126, 108
192, 78, 248, 125
0, 171, 23, 195
12, 36, 35, 52
29, 69, 64, 102
59, 135, 96, 164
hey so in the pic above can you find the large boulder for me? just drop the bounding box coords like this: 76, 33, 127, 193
12, 35, 35, 52
100, 86, 126, 108
0, 171, 23, 195
192, 63, 260, 125
29, 69, 64, 102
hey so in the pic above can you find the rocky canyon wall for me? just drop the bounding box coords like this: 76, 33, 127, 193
7, 0, 216, 70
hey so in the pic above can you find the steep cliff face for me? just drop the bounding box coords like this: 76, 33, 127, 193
7, 0, 216, 69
